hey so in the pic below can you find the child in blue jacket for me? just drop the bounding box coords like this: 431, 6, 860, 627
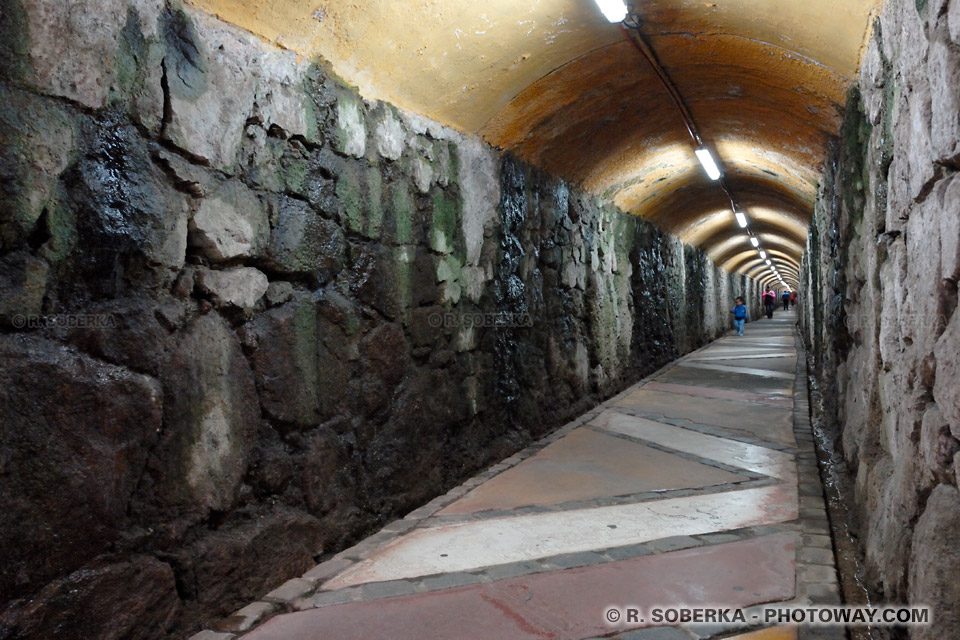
731, 297, 747, 336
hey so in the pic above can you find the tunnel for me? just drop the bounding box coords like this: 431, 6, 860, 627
0, 0, 958, 638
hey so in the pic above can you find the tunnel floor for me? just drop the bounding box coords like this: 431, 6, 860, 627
214, 309, 842, 640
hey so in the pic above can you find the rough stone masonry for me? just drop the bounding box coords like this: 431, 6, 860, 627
0, 0, 762, 637
800, 1, 960, 639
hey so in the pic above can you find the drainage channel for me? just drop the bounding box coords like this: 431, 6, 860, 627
804, 349, 888, 640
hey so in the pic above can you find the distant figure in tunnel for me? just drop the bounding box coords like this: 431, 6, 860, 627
782, 290, 790, 311
730, 297, 748, 336
791, 291, 797, 307
762, 287, 776, 319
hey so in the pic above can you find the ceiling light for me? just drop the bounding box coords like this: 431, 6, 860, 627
766, 259, 772, 265
759, 250, 767, 259
695, 147, 721, 180
750, 237, 759, 247
593, 0, 627, 22
735, 211, 748, 228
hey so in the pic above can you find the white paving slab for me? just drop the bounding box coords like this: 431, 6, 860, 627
685, 352, 796, 362
322, 485, 797, 589
676, 361, 796, 381
588, 410, 796, 480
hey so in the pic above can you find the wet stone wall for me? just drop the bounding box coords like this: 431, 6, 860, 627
0, 1, 761, 637
800, 1, 960, 638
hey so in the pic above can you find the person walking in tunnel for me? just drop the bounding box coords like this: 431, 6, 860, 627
762, 287, 776, 319
730, 297, 748, 336
781, 289, 790, 311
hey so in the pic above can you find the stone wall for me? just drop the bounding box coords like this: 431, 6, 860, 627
799, 1, 960, 637
0, 1, 761, 637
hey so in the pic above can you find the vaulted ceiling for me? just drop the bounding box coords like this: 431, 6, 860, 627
188, 0, 882, 287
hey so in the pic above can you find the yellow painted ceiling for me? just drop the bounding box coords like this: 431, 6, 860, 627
187, 0, 880, 281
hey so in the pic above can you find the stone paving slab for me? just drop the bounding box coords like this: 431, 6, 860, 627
687, 348, 793, 358
245, 535, 795, 640
613, 389, 796, 447
641, 381, 794, 408
683, 355, 798, 373
322, 485, 798, 588
665, 363, 796, 385
438, 427, 743, 515
587, 411, 795, 481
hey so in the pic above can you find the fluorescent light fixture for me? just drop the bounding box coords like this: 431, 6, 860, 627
695, 147, 721, 180
759, 250, 767, 259
735, 211, 747, 228
593, 0, 627, 22
765, 259, 772, 265
750, 237, 759, 247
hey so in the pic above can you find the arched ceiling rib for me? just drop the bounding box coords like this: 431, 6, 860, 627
187, 0, 881, 276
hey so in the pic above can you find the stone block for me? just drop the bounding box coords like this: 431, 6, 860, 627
920, 405, 959, 481
0, 251, 48, 323
0, 554, 178, 640
951, 0, 960, 43
302, 558, 355, 583
360, 580, 418, 599
264, 578, 314, 604
908, 484, 960, 640
797, 581, 841, 604
163, 8, 260, 169
645, 536, 701, 553
419, 572, 482, 591
940, 174, 960, 283
148, 313, 259, 512
375, 107, 405, 161
0, 336, 162, 600
22, 0, 162, 109
196, 267, 269, 309
219, 601, 275, 633
929, 38, 960, 163
481, 561, 545, 581
254, 50, 318, 142
542, 551, 607, 570
799, 547, 835, 566
294, 587, 361, 610
0, 86, 77, 245
264, 281, 295, 307
189, 181, 269, 261
933, 309, 960, 435
603, 543, 654, 560
263, 197, 345, 283
335, 94, 366, 158
458, 136, 500, 267
70, 117, 190, 279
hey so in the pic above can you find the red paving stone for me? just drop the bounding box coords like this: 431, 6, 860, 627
245, 534, 796, 640
439, 427, 743, 515
642, 381, 794, 408
613, 389, 796, 447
